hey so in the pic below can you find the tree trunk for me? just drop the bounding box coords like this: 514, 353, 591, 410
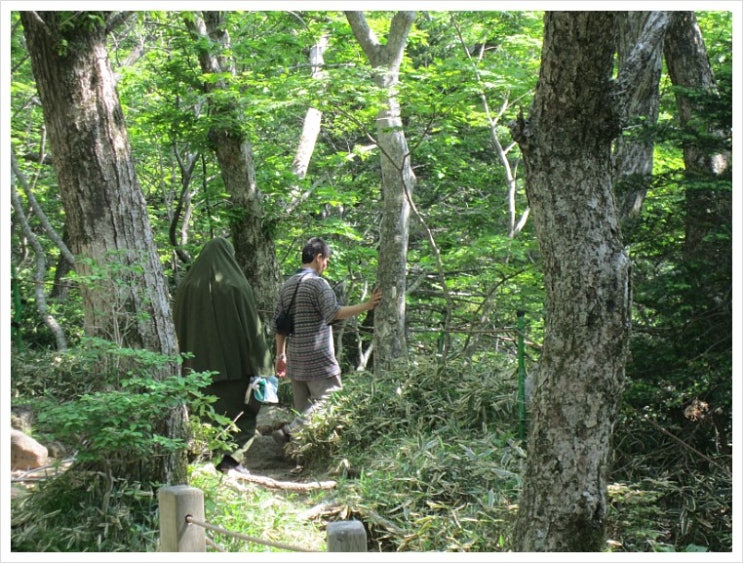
664, 12, 732, 267
21, 11, 187, 485
285, 34, 329, 215
345, 11, 417, 372
10, 181, 67, 350
612, 12, 664, 238
509, 12, 634, 551
662, 11, 732, 426
186, 11, 281, 321
292, 35, 328, 180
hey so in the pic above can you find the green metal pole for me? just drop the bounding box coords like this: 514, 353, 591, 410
516, 310, 526, 440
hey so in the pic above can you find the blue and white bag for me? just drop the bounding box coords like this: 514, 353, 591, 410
247, 376, 279, 404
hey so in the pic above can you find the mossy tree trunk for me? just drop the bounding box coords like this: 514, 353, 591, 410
21, 11, 187, 485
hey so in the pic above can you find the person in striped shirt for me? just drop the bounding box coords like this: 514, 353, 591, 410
271, 237, 382, 444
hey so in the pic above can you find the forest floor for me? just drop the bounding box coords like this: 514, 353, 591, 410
236, 434, 307, 482
225, 404, 335, 488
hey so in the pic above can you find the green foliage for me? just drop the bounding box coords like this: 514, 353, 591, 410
285, 357, 524, 551
10, 338, 255, 553
11, 472, 160, 552
336, 433, 520, 551
9, 8, 734, 553
606, 474, 730, 552
612, 13, 733, 552
38, 374, 187, 466
187, 464, 327, 552
12, 339, 237, 469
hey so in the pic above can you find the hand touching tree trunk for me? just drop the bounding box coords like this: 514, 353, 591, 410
345, 11, 417, 372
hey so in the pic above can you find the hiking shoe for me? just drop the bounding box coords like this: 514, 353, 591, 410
216, 454, 251, 476
271, 426, 290, 445
215, 454, 240, 473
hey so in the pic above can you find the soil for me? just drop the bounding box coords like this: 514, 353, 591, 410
236, 433, 301, 482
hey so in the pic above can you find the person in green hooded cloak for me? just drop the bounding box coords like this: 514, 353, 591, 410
173, 237, 273, 465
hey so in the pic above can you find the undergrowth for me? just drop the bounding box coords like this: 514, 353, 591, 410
11, 472, 160, 552
286, 357, 525, 551
187, 463, 327, 552
10, 349, 732, 553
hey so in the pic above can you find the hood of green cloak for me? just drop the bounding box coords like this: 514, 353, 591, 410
173, 237, 272, 382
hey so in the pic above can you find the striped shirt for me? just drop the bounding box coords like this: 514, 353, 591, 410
273, 269, 341, 381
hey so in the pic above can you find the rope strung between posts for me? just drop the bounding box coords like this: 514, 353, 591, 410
185, 514, 315, 552
205, 535, 225, 552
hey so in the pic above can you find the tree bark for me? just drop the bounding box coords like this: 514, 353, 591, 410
508, 11, 670, 550
612, 12, 665, 238
345, 11, 417, 372
292, 35, 328, 180
663, 12, 731, 266
186, 11, 281, 321
21, 11, 187, 485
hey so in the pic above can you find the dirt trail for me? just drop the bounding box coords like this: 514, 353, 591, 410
231, 402, 334, 486
238, 434, 300, 480
222, 432, 338, 493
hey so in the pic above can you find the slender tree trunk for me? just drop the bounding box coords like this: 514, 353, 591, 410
612, 12, 664, 238
186, 11, 281, 321
509, 11, 670, 550
664, 12, 732, 266
285, 34, 329, 215
292, 35, 328, 180
10, 181, 67, 350
345, 11, 417, 372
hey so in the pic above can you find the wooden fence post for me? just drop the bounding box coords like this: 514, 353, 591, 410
327, 520, 367, 552
158, 485, 206, 552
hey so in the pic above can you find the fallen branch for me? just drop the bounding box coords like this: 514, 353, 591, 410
644, 415, 731, 476
11, 456, 75, 482
226, 469, 336, 492
299, 500, 345, 520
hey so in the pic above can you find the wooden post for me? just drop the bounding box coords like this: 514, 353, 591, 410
158, 485, 206, 552
327, 520, 367, 552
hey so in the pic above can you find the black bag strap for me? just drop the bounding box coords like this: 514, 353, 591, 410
285, 272, 311, 314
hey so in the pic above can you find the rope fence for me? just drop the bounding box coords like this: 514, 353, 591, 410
185, 514, 314, 552
158, 485, 367, 553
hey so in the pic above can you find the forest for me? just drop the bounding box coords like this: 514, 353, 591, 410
5, 7, 735, 555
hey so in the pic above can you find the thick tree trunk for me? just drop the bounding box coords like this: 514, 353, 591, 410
509, 12, 632, 551
21, 11, 187, 485
345, 11, 417, 372
186, 11, 281, 321
509, 11, 671, 550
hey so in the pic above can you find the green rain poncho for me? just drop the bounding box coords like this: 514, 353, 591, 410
173, 237, 273, 383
